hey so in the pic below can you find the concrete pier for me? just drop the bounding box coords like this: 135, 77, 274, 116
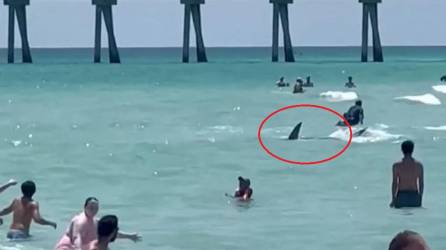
360, 0, 383, 62
93, 0, 120, 63
4, 0, 32, 63
181, 0, 207, 63
270, 0, 295, 62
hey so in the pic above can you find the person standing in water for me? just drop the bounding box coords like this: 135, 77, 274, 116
345, 76, 356, 88
86, 215, 119, 250
390, 140, 424, 209
55, 197, 141, 250
0, 180, 57, 239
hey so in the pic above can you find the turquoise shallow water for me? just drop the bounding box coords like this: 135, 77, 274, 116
0, 47, 445, 250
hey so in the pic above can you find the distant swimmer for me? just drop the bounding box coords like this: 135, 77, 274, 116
276, 77, 289, 87
302, 76, 314, 87
345, 76, 356, 88
226, 176, 253, 201
55, 197, 140, 250
293, 78, 304, 94
0, 180, 57, 240
85, 215, 119, 250
441, 75, 446, 82
390, 140, 424, 209
296, 77, 303, 84
336, 100, 364, 126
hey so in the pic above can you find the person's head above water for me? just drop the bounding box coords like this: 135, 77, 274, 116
238, 176, 251, 189
401, 140, 414, 157
21, 180, 36, 199
355, 100, 362, 106
84, 197, 99, 218
97, 215, 119, 243
389, 230, 429, 250
280, 77, 284, 81
348, 76, 353, 81
296, 77, 303, 83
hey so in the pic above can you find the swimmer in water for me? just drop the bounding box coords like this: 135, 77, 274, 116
85, 215, 119, 250
293, 78, 304, 94
276, 77, 289, 87
441, 75, 446, 82
390, 140, 424, 209
0, 180, 57, 240
231, 176, 253, 201
293, 83, 304, 94
303, 76, 314, 87
345, 76, 356, 88
55, 197, 141, 250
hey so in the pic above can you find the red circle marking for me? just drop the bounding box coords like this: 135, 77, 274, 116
257, 104, 353, 165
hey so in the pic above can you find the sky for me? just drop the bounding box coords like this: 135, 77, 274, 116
0, 0, 445, 48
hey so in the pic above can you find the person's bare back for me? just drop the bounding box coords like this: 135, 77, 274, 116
10, 198, 38, 233
391, 140, 424, 208
393, 158, 423, 192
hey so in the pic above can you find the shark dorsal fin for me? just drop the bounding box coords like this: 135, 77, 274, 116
288, 122, 302, 140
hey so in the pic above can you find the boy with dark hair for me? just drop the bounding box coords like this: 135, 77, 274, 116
0, 180, 57, 239
390, 141, 424, 208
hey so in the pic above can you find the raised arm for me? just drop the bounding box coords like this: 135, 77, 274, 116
0, 179, 17, 194
117, 231, 142, 242
32, 202, 57, 229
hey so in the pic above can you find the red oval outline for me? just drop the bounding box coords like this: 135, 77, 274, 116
257, 104, 353, 165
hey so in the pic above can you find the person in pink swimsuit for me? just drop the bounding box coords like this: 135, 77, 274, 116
55, 197, 140, 250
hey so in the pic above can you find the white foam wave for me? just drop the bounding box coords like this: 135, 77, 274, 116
320, 91, 358, 102
394, 94, 441, 105
432, 85, 446, 94
197, 125, 244, 135
0, 246, 22, 250
424, 126, 446, 131
10, 140, 22, 147
376, 123, 390, 129
329, 127, 401, 143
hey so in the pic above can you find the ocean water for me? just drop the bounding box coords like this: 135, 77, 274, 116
0, 47, 445, 250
